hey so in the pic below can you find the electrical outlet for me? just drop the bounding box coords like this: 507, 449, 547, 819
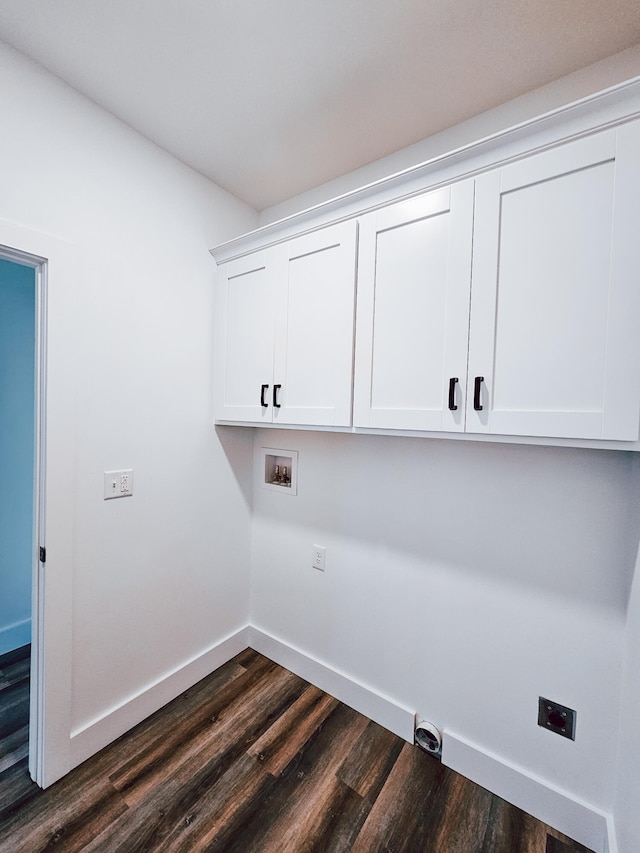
104, 469, 134, 500
538, 697, 576, 740
312, 544, 325, 571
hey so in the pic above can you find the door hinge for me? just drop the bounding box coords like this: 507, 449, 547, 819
39, 546, 46, 564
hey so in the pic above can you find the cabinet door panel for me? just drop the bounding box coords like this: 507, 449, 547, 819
496, 161, 612, 412
354, 183, 474, 431
273, 221, 357, 426
468, 124, 640, 440
215, 252, 275, 422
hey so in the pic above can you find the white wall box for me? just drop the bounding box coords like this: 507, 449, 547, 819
214, 221, 358, 427
212, 85, 640, 448
261, 447, 299, 495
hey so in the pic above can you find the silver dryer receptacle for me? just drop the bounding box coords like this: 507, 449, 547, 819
414, 720, 442, 758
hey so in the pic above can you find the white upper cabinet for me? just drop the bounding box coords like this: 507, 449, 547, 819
353, 121, 640, 441
353, 182, 475, 431
273, 222, 358, 426
213, 86, 640, 446
215, 221, 358, 426
215, 250, 276, 423
467, 122, 640, 440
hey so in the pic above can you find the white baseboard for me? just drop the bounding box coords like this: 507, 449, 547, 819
250, 631, 616, 850
248, 626, 415, 742
0, 618, 31, 657
69, 626, 250, 768
443, 730, 611, 853
65, 627, 618, 853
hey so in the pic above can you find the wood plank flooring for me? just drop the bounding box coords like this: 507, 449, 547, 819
0, 646, 595, 852
0, 644, 31, 797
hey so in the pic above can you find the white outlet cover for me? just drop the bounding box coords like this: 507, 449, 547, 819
312, 544, 326, 571
104, 469, 134, 500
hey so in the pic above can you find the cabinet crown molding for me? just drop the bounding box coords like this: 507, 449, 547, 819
211, 76, 640, 264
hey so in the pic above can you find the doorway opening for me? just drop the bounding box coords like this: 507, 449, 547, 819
0, 246, 46, 792
0, 255, 36, 793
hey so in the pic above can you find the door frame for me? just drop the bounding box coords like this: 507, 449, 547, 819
0, 220, 74, 787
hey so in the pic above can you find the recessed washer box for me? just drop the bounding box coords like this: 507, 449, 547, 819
261, 447, 298, 495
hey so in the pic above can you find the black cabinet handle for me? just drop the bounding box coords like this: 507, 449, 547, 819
260, 384, 269, 407
474, 376, 484, 411
448, 377, 459, 411
273, 384, 282, 408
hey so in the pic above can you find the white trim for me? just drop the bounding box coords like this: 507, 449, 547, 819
215, 418, 640, 452
69, 627, 250, 768
248, 626, 415, 741
24, 622, 620, 849
248, 632, 616, 849
211, 77, 640, 262
0, 220, 77, 788
442, 730, 611, 853
0, 619, 31, 656
605, 813, 618, 853
31, 257, 47, 785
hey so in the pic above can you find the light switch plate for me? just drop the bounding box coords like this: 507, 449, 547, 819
104, 469, 134, 500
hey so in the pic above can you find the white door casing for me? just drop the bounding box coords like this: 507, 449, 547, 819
0, 220, 74, 787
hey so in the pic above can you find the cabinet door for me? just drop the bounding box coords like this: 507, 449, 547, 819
353, 182, 474, 431
272, 221, 358, 426
214, 250, 275, 422
467, 122, 640, 440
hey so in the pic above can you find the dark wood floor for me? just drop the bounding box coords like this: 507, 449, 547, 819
0, 645, 30, 784
0, 646, 594, 852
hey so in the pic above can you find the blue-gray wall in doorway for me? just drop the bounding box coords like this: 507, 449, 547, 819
0, 258, 35, 655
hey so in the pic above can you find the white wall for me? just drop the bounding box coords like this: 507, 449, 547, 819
0, 42, 257, 743
251, 430, 638, 817
614, 452, 640, 852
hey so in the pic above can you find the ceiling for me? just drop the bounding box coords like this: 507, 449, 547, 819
1, 1, 639, 211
